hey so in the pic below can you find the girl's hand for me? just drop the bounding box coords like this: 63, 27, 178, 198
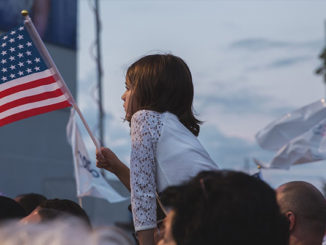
96, 147, 122, 174
96, 147, 131, 191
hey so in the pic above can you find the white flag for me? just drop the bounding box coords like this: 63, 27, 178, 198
255, 98, 326, 169
66, 110, 128, 203
266, 118, 326, 169
256, 99, 326, 151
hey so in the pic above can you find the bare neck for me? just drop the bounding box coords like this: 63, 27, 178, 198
289, 232, 324, 245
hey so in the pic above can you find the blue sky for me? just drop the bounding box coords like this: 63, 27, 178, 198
77, 0, 326, 189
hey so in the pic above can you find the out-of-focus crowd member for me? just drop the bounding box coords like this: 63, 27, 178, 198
0, 218, 135, 245
94, 226, 136, 245
21, 198, 91, 228
0, 196, 26, 222
159, 170, 289, 245
14, 193, 47, 215
21, 207, 68, 224
276, 181, 326, 245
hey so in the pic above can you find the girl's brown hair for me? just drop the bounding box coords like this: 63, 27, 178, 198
125, 54, 201, 136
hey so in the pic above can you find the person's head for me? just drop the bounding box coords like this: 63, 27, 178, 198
159, 170, 289, 245
14, 193, 47, 215
276, 181, 326, 245
0, 219, 91, 245
20, 207, 68, 224
0, 196, 26, 222
25, 198, 91, 227
122, 54, 201, 136
0, 220, 134, 245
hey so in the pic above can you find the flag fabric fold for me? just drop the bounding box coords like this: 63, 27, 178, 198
0, 24, 71, 127
66, 110, 128, 203
256, 99, 326, 169
256, 99, 326, 151
266, 118, 326, 169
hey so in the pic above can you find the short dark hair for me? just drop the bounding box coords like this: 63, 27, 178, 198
0, 196, 26, 222
15, 193, 47, 215
126, 54, 201, 136
38, 199, 91, 227
37, 207, 66, 221
277, 181, 326, 235
161, 170, 289, 245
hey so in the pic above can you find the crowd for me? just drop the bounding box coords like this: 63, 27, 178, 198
1, 53, 326, 245
0, 194, 134, 245
1, 170, 326, 245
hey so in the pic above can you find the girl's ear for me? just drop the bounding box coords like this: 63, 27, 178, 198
286, 211, 296, 231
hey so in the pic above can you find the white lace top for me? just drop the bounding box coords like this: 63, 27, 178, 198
130, 110, 218, 232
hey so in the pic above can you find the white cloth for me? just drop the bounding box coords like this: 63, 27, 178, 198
266, 118, 326, 169
130, 110, 218, 231
66, 109, 127, 203
322, 234, 326, 245
255, 98, 326, 169
256, 99, 326, 151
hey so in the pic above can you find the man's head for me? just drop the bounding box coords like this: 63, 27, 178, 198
21, 198, 91, 227
159, 170, 289, 245
14, 193, 47, 215
0, 196, 26, 222
276, 181, 326, 245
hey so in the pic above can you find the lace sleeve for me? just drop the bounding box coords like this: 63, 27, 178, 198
130, 110, 163, 232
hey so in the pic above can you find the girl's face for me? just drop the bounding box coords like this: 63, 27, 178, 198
121, 79, 132, 116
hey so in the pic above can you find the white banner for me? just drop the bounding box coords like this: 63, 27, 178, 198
256, 99, 326, 151
266, 118, 326, 169
66, 110, 128, 203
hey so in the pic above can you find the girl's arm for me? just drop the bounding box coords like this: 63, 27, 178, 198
96, 147, 131, 191
96, 145, 156, 245
137, 229, 155, 245
130, 110, 160, 241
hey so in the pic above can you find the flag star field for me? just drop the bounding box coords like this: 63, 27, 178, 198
0, 24, 70, 127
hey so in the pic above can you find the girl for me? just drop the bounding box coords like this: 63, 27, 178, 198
96, 54, 218, 245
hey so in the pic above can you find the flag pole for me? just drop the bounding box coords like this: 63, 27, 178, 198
21, 10, 100, 150
78, 197, 83, 208
70, 113, 84, 208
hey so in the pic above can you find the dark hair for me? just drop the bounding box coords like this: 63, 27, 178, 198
126, 54, 201, 136
277, 181, 326, 236
15, 193, 47, 215
37, 208, 66, 221
39, 199, 91, 227
161, 170, 289, 245
0, 196, 26, 222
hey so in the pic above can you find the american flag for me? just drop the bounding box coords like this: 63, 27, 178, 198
0, 25, 71, 127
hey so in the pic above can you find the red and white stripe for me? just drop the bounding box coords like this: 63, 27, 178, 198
0, 69, 71, 126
